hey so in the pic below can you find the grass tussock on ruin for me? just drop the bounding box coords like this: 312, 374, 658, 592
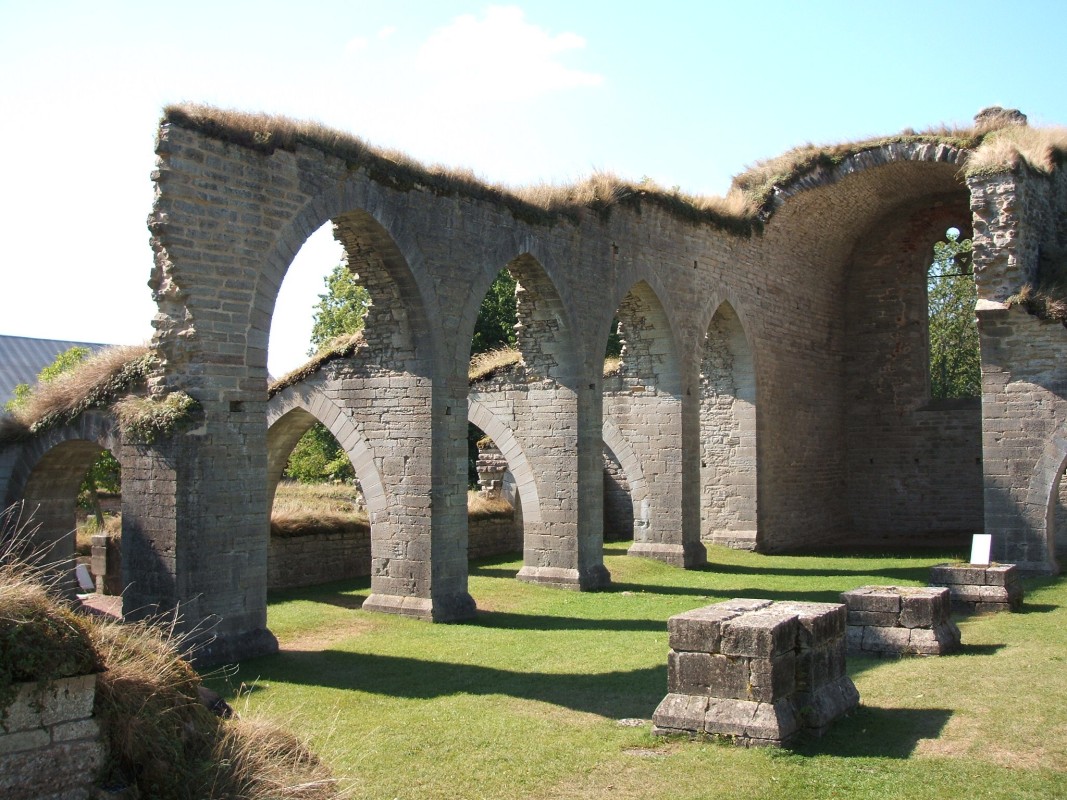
0, 507, 341, 800
163, 103, 1066, 237
0, 345, 152, 442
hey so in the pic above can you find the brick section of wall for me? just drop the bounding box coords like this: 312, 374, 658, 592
0, 674, 104, 800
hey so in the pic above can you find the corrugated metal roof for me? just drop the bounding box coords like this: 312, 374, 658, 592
0, 335, 113, 408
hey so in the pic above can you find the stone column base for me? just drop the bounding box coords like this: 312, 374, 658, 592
516, 564, 611, 590
362, 592, 477, 622
628, 541, 707, 569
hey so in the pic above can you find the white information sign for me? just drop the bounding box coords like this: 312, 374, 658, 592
970, 533, 992, 566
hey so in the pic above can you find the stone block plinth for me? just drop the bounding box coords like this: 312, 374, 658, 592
0, 674, 105, 800
929, 563, 1023, 613
652, 599, 858, 746
841, 586, 960, 656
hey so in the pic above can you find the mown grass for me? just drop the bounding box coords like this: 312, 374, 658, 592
208, 544, 1067, 800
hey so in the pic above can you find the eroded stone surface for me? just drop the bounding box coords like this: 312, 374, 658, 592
654, 599, 857, 746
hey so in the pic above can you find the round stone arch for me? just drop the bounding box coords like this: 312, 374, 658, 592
3, 410, 124, 591
266, 383, 388, 521
695, 296, 760, 550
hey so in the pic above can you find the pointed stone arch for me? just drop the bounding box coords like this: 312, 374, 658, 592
700, 299, 759, 550
606, 279, 703, 567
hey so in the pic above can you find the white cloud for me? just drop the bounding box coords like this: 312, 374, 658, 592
377, 25, 397, 40
414, 5, 603, 106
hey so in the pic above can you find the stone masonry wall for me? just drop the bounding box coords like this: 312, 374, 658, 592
971, 164, 1067, 572
843, 199, 983, 544
0, 674, 104, 800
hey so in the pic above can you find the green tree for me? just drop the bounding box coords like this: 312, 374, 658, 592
928, 231, 981, 399
308, 264, 371, 353
6, 346, 121, 524
471, 270, 517, 355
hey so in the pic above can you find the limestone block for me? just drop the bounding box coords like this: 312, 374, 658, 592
840, 586, 901, 614
748, 651, 796, 703
847, 610, 899, 628
899, 588, 950, 628
667, 602, 766, 653
861, 625, 911, 654
721, 610, 797, 658
651, 693, 708, 733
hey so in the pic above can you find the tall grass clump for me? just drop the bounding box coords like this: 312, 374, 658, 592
0, 344, 153, 442
0, 505, 341, 800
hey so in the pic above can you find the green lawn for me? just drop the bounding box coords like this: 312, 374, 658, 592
207, 544, 1067, 800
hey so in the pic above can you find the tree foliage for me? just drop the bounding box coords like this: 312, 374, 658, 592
309, 264, 371, 353
928, 231, 981, 399
471, 270, 517, 355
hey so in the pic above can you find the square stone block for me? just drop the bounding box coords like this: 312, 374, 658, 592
899, 588, 950, 628
840, 587, 901, 614
667, 651, 749, 699
667, 605, 745, 653
773, 601, 846, 647
749, 651, 796, 703
721, 610, 797, 658
652, 693, 709, 734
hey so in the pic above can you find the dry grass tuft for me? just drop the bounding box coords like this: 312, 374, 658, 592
113, 391, 199, 444
603, 356, 621, 377
164, 103, 1067, 241
467, 491, 514, 521
269, 333, 365, 397
0, 345, 152, 440
164, 106, 753, 234
271, 481, 368, 539
731, 125, 981, 215
1, 502, 343, 800
469, 347, 522, 383
967, 125, 1067, 177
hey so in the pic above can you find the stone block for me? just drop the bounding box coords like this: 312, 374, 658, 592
861, 625, 912, 654
667, 605, 745, 653
847, 610, 899, 628
2, 675, 97, 733
840, 587, 901, 613
899, 588, 950, 628
773, 601, 846, 647
721, 610, 797, 658
651, 693, 709, 734
749, 652, 796, 703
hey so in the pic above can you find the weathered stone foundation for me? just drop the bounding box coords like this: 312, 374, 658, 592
841, 585, 960, 655
929, 563, 1023, 613
652, 599, 858, 746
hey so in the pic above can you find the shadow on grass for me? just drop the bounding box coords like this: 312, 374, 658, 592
606, 582, 848, 604
792, 705, 952, 759
469, 609, 665, 632
696, 560, 945, 584
225, 649, 665, 720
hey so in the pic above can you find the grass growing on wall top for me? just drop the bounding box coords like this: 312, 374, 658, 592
208, 544, 1067, 800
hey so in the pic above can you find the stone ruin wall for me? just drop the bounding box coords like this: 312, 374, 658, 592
4, 115, 1067, 662
972, 163, 1067, 569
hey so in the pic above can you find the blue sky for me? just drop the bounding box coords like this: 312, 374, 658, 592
1, 0, 1064, 375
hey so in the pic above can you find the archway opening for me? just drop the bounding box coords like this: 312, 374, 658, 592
467, 424, 522, 560
266, 406, 371, 591
700, 301, 758, 550
603, 281, 699, 566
